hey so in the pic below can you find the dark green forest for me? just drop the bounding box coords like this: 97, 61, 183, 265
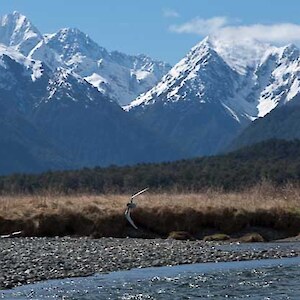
1, 139, 300, 194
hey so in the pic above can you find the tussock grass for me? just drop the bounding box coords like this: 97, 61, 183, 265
1, 182, 300, 239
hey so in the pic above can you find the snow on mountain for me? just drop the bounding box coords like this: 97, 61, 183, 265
0, 40, 103, 114
125, 38, 245, 156
210, 38, 271, 75
255, 44, 300, 116
0, 11, 42, 56
127, 36, 300, 120
0, 28, 181, 173
126, 37, 242, 114
42, 27, 171, 105
126, 36, 300, 156
2, 11, 300, 166
0, 43, 44, 88
213, 39, 300, 119
28, 39, 63, 71
0, 12, 171, 106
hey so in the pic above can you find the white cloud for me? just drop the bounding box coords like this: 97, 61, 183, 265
163, 9, 180, 18
218, 23, 300, 44
170, 17, 300, 44
170, 17, 229, 35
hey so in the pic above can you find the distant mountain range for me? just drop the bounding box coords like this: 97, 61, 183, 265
1, 11, 300, 175
0, 12, 179, 174
0, 11, 171, 106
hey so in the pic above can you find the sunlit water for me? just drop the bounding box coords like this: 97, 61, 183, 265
1, 244, 300, 299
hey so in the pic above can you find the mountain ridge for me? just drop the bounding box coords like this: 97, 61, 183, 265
0, 16, 182, 175
126, 36, 300, 157
2, 11, 300, 174
0, 11, 171, 105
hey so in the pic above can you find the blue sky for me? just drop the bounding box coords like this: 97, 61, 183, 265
1, 0, 300, 64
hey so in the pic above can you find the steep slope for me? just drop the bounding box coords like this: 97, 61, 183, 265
0, 43, 182, 174
126, 38, 251, 156
228, 95, 300, 151
126, 37, 300, 156
0, 11, 42, 56
0, 112, 71, 175
32, 69, 182, 168
0, 47, 71, 174
0, 44, 50, 111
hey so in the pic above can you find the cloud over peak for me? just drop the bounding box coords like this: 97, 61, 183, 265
170, 17, 228, 35
170, 17, 300, 45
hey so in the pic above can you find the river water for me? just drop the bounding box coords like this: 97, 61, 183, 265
1, 245, 300, 299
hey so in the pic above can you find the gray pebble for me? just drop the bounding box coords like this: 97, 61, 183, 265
0, 237, 300, 289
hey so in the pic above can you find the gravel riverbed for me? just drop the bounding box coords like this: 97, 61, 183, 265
1, 237, 300, 290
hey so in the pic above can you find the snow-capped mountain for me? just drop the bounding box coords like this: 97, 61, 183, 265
0, 11, 178, 174
212, 38, 300, 118
0, 11, 42, 56
126, 36, 300, 156
41, 27, 171, 105
0, 39, 181, 174
2, 11, 300, 173
0, 12, 171, 105
127, 37, 300, 119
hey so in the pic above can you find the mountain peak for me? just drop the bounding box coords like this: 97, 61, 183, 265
53, 27, 88, 40
44, 26, 108, 62
1, 11, 26, 23
12, 10, 24, 18
280, 43, 299, 60
1, 11, 26, 33
46, 27, 98, 47
187, 36, 212, 55
0, 11, 171, 106
0, 11, 42, 55
207, 36, 271, 75
125, 36, 223, 110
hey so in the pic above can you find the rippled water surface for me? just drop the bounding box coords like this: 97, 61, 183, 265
1, 255, 300, 299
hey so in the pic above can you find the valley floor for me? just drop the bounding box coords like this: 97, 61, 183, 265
1, 185, 300, 240
1, 187, 300, 289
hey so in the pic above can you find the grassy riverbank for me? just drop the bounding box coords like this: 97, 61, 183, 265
1, 183, 300, 240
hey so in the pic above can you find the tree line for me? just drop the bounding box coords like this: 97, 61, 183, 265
1, 139, 300, 195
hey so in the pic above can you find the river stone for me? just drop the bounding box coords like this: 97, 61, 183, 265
239, 233, 265, 243
168, 231, 195, 240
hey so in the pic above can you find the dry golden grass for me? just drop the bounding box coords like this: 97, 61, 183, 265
1, 183, 300, 238
1, 182, 300, 220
